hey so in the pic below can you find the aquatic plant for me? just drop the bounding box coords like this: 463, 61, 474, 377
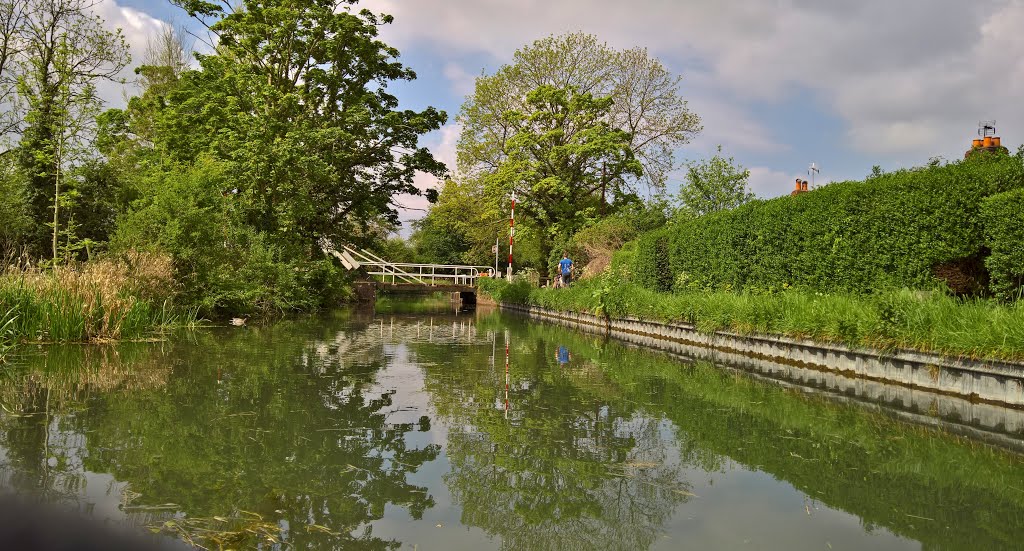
0, 251, 194, 343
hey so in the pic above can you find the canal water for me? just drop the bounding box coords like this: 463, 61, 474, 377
1, 306, 1022, 550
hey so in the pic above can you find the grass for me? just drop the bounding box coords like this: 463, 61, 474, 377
479, 275, 1024, 362
0, 251, 196, 348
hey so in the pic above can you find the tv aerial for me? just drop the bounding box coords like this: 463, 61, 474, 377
978, 120, 996, 138
808, 162, 820, 188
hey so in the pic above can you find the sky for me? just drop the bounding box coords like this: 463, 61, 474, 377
98, 0, 1024, 229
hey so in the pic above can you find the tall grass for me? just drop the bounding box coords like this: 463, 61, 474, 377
0, 251, 195, 344
480, 276, 1024, 362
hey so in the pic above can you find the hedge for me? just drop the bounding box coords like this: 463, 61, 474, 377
631, 227, 673, 292
982, 188, 1024, 301
632, 153, 1024, 295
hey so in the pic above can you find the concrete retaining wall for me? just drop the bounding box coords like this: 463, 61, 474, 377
500, 303, 1024, 446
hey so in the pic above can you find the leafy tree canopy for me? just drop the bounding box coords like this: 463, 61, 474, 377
675, 145, 754, 218
486, 84, 642, 262
159, 0, 447, 246
457, 32, 701, 193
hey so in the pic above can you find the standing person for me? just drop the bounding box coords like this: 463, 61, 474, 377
556, 345, 571, 366
558, 252, 574, 287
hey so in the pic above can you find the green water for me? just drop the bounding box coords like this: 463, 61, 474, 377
1, 307, 1023, 550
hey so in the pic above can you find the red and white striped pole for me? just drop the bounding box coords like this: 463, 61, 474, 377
503, 333, 512, 415
507, 191, 516, 281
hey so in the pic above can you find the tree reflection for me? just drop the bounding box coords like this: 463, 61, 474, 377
411, 317, 691, 550
0, 315, 440, 550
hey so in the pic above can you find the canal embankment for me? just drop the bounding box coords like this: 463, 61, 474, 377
500, 300, 1024, 406
495, 300, 1024, 446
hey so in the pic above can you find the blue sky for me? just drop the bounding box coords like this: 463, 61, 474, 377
100, 0, 1024, 227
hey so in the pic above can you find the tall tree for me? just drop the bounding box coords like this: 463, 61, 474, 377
487, 85, 642, 262
165, 0, 447, 248
411, 178, 503, 266
0, 0, 27, 145
676, 145, 754, 218
15, 0, 129, 258
458, 32, 701, 193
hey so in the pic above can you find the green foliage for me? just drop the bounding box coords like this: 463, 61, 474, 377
547, 201, 668, 279
457, 32, 701, 191
84, 0, 448, 315
478, 277, 533, 304
157, 0, 445, 244
112, 159, 346, 316
410, 212, 471, 265
0, 254, 191, 343
675, 145, 754, 218
646, 153, 1024, 295
444, 31, 700, 273
0, 307, 15, 361
982, 188, 1024, 301
14, 0, 130, 257
479, 277, 1024, 361
378, 237, 416, 264
486, 85, 643, 262
631, 227, 672, 292
0, 160, 31, 253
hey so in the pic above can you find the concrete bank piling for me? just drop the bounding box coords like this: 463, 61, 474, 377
500, 303, 1024, 448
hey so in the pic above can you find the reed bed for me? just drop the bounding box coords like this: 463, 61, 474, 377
0, 252, 193, 345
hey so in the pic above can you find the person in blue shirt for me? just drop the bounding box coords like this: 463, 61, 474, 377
556, 345, 571, 366
558, 252, 574, 287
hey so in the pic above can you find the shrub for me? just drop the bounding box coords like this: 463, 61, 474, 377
112, 159, 340, 316
982, 188, 1024, 301
548, 204, 668, 281
631, 227, 673, 292
651, 152, 1024, 295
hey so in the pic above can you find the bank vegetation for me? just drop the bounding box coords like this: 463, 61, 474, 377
480, 152, 1024, 363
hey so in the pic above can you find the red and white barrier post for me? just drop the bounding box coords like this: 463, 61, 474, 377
507, 192, 516, 281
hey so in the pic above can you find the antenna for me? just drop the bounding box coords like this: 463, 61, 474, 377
808, 162, 820, 188
978, 120, 996, 138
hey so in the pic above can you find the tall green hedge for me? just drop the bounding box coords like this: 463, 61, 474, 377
982, 188, 1024, 300
634, 153, 1024, 295
631, 227, 673, 292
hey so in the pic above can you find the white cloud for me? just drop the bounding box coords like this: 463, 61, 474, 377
685, 92, 789, 155
747, 167, 804, 199
442, 62, 477, 98
93, 0, 171, 108
395, 123, 462, 232
361, 0, 1024, 160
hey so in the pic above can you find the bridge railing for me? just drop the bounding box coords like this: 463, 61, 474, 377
362, 263, 490, 286
324, 242, 492, 286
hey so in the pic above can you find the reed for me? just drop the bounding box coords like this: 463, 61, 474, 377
0, 251, 194, 344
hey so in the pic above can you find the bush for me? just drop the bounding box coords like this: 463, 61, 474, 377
631, 227, 673, 292
982, 188, 1024, 301
481, 276, 1024, 362
648, 152, 1024, 295
112, 159, 342, 317
547, 204, 668, 281
478, 277, 532, 304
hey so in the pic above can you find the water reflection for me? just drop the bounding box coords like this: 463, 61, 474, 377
0, 309, 1021, 550
0, 315, 441, 549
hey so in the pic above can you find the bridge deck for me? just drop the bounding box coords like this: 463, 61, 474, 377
375, 282, 477, 294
